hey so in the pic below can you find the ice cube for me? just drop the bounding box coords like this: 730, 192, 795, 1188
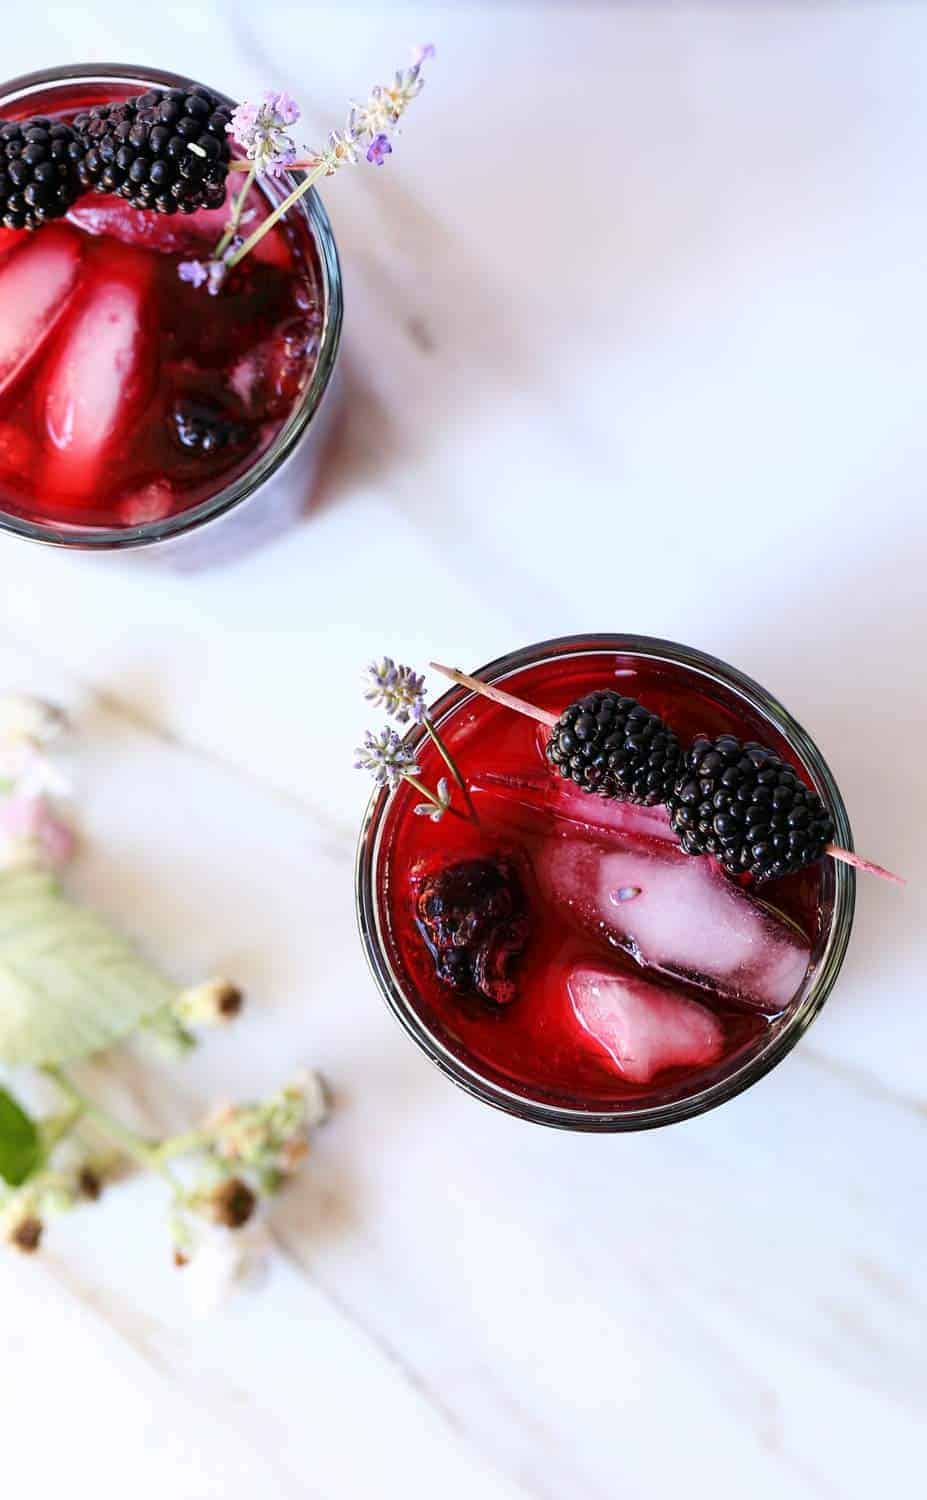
68, 196, 233, 255
568, 965, 724, 1084
228, 317, 316, 418
67, 192, 291, 266
537, 833, 810, 1013
118, 481, 174, 527
471, 770, 679, 846
0, 227, 82, 396
0, 422, 34, 477
42, 268, 155, 497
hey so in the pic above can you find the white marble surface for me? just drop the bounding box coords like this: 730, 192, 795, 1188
1, 4, 925, 1497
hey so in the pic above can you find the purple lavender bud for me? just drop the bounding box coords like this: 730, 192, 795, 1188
177, 259, 209, 289
366, 133, 393, 167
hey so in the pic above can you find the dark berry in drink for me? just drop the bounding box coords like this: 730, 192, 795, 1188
416, 858, 528, 1006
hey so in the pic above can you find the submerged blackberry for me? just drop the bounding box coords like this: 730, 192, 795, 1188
667, 734, 834, 883
416, 858, 528, 1006
0, 117, 81, 229
546, 691, 681, 806
73, 86, 232, 214
171, 398, 246, 457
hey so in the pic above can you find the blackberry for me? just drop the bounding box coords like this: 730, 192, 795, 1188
416, 858, 528, 1006
0, 116, 81, 229
73, 86, 232, 215
667, 734, 835, 883
171, 398, 246, 456
546, 691, 681, 806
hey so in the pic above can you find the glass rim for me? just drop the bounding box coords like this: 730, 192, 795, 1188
0, 61, 343, 551
355, 633, 857, 1132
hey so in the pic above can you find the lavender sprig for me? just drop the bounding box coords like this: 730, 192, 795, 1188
354, 727, 420, 790
228, 91, 301, 177
363, 658, 427, 724
354, 725, 450, 821
361, 656, 465, 789
355, 655, 473, 825
180, 44, 434, 289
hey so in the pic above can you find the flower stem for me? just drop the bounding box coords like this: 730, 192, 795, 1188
424, 719, 478, 824
224, 161, 328, 269
402, 772, 466, 821
155, 1129, 210, 1163
43, 1067, 179, 1186
228, 158, 318, 173
403, 773, 447, 813
215, 161, 257, 259
424, 720, 464, 791
40, 1102, 84, 1153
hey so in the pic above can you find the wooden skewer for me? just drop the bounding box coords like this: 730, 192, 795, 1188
822, 845, 904, 885
429, 661, 905, 886
429, 662, 558, 728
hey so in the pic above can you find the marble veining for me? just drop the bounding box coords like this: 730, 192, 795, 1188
0, 6, 925, 1499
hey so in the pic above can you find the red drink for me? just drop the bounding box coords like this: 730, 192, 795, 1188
357, 637, 855, 1129
0, 67, 341, 554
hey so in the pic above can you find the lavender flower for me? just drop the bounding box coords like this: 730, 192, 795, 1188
354, 728, 420, 789
321, 45, 434, 177
366, 133, 392, 167
362, 658, 428, 723
228, 91, 301, 176
178, 249, 237, 295
178, 259, 209, 289
316, 126, 361, 176
200, 45, 435, 281
414, 777, 450, 823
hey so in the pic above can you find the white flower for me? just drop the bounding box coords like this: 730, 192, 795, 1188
0, 694, 67, 747
0, 742, 71, 800
182, 1220, 271, 1317
290, 1068, 330, 1129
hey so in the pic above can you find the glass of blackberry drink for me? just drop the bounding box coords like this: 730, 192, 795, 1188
0, 63, 342, 561
356, 635, 856, 1130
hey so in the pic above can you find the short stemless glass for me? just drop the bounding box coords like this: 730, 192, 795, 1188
0, 63, 343, 564
356, 634, 856, 1131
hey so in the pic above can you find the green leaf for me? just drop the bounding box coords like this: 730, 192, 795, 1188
0, 1085, 41, 1185
0, 870, 179, 1066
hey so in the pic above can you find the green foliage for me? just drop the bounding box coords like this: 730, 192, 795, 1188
0, 870, 178, 1065
0, 1085, 41, 1186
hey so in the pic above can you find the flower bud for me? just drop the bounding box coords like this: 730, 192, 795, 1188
5, 1212, 43, 1254
77, 1167, 103, 1202
177, 978, 244, 1026
206, 1177, 257, 1230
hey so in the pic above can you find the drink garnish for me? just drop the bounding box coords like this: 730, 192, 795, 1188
356, 654, 472, 824
73, 86, 232, 215
546, 690, 682, 807
429, 661, 904, 885
0, 45, 434, 297
183, 45, 435, 292
667, 734, 835, 882
0, 118, 82, 229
